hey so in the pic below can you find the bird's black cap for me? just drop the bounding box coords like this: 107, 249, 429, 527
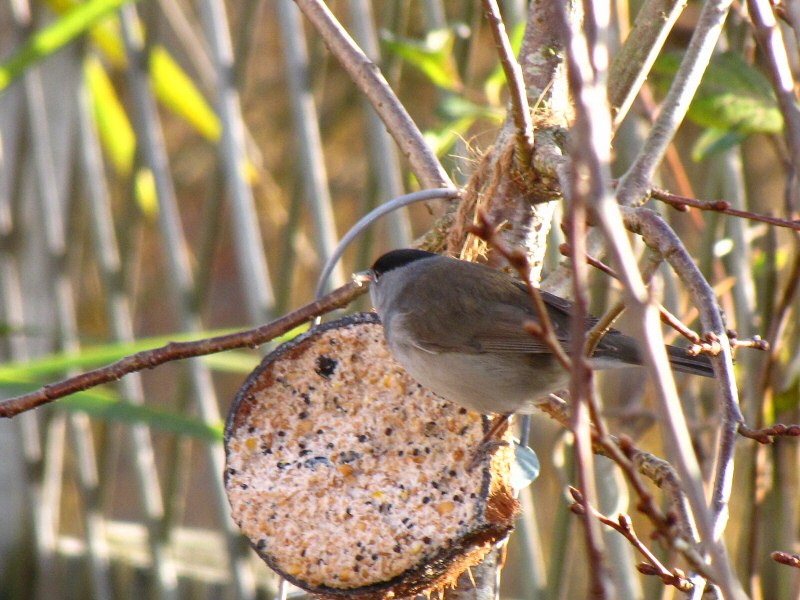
370, 249, 438, 278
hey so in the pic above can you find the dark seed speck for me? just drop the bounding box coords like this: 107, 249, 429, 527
315, 355, 338, 379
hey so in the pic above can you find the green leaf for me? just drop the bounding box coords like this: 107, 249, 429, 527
382, 28, 462, 92
691, 128, 748, 162
652, 51, 784, 134
424, 115, 477, 156
424, 97, 503, 156
0, 0, 133, 91
85, 55, 135, 174
45, 0, 127, 66
60, 390, 224, 441
202, 351, 261, 373
150, 45, 221, 141
438, 96, 503, 121
0, 324, 308, 381
0, 380, 223, 441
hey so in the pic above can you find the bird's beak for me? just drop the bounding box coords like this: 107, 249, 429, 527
352, 269, 374, 287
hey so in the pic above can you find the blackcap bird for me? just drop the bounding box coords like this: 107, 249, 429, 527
357, 249, 713, 416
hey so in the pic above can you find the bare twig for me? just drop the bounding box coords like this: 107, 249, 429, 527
727, 331, 769, 353
651, 187, 800, 232
621, 207, 744, 562
738, 422, 800, 444
557, 243, 709, 346
568, 488, 694, 593
536, 395, 722, 583
0, 282, 366, 418
292, 0, 453, 190
771, 551, 800, 568
480, 0, 534, 162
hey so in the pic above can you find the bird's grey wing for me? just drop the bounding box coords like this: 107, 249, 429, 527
387, 302, 552, 355
468, 302, 562, 353
410, 285, 579, 355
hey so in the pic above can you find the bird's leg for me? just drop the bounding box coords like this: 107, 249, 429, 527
467, 413, 512, 471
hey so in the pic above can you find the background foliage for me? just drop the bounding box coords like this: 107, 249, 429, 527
0, 1, 798, 599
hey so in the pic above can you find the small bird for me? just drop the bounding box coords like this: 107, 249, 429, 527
357, 249, 713, 416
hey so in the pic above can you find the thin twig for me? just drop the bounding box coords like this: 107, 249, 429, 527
555, 0, 621, 593
480, 0, 534, 162
0, 282, 366, 418
738, 422, 800, 444
620, 207, 745, 599
568, 488, 694, 593
536, 395, 719, 582
557, 243, 707, 347
771, 551, 800, 568
651, 187, 800, 232
727, 331, 769, 353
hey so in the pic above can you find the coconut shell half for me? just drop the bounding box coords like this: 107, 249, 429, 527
224, 313, 518, 599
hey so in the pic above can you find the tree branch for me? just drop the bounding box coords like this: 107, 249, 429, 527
0, 282, 366, 418
620, 206, 746, 599
480, 0, 534, 161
